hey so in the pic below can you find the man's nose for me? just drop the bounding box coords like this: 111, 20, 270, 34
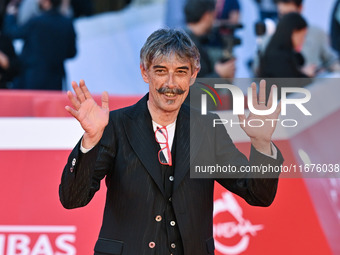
165, 73, 176, 88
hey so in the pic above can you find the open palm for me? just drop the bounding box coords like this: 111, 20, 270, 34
65, 80, 109, 148
238, 80, 281, 154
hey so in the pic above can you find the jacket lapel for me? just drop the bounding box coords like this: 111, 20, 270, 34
173, 105, 189, 192
123, 94, 166, 197
173, 105, 204, 192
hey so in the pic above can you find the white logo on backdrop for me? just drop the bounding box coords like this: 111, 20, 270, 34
0, 225, 76, 255
213, 192, 264, 255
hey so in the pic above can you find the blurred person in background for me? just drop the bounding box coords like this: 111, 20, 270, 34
254, 0, 278, 21
185, 0, 235, 79
184, 0, 236, 110
0, 27, 20, 89
274, 0, 340, 73
253, 0, 340, 76
0, 2, 20, 89
259, 12, 312, 99
259, 12, 309, 78
16, 0, 92, 24
165, 0, 241, 37
215, 0, 240, 25
4, 0, 76, 90
330, 0, 340, 58
208, 0, 243, 69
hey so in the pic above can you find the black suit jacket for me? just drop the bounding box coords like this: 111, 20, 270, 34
59, 94, 283, 255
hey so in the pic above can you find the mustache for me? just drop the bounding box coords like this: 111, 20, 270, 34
156, 87, 186, 95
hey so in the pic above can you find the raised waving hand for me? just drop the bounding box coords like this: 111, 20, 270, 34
238, 80, 281, 155
65, 80, 109, 149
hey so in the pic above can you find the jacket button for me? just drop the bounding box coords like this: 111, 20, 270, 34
155, 215, 162, 222
169, 176, 174, 182
170, 221, 176, 226
171, 243, 176, 249
149, 242, 155, 248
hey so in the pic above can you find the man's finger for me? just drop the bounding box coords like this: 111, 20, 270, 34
258, 80, 266, 106
79, 79, 93, 100
72, 81, 86, 103
267, 84, 277, 108
67, 90, 81, 110
101, 91, 109, 110
251, 82, 257, 106
238, 114, 246, 129
65, 105, 79, 120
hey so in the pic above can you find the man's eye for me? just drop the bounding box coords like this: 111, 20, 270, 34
177, 70, 187, 74
155, 69, 165, 73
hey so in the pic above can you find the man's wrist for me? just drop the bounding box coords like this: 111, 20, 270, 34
81, 132, 102, 151
80, 138, 94, 153
251, 139, 272, 155
251, 141, 278, 159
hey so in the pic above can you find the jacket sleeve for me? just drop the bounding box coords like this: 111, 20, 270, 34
212, 115, 284, 207
216, 144, 284, 207
59, 118, 116, 209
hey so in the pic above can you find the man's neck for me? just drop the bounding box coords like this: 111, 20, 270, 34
147, 101, 179, 126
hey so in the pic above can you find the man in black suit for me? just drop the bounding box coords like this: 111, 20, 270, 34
59, 29, 283, 255
4, 0, 76, 90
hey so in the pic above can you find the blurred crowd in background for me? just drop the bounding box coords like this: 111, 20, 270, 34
0, 0, 340, 92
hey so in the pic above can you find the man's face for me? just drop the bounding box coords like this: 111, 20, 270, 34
277, 2, 301, 17
140, 54, 198, 114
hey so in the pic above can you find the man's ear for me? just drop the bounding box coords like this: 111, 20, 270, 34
189, 68, 199, 86
140, 64, 149, 83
